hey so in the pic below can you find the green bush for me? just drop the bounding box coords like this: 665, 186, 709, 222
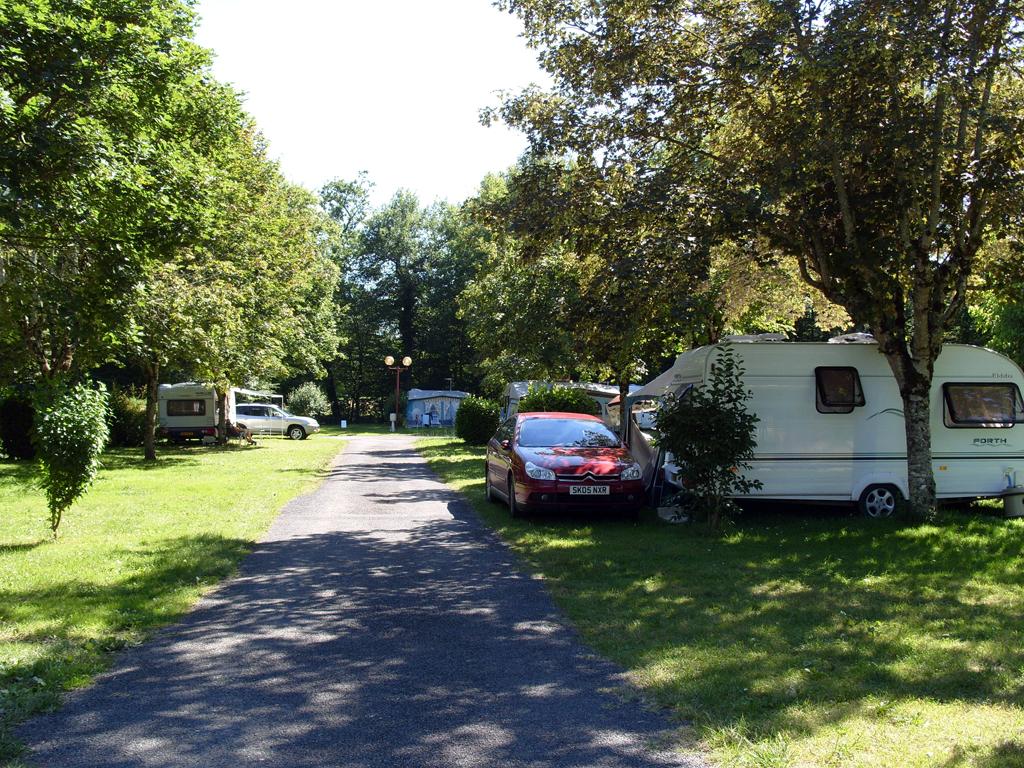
108, 387, 147, 447
655, 344, 761, 530
518, 384, 601, 416
455, 396, 499, 445
32, 381, 110, 533
288, 382, 331, 417
0, 395, 35, 460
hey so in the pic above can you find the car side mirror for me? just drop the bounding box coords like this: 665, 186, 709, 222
500, 439, 511, 450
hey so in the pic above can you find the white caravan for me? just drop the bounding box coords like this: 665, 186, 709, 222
158, 383, 235, 442
630, 339, 1024, 514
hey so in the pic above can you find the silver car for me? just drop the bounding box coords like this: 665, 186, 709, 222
235, 403, 320, 440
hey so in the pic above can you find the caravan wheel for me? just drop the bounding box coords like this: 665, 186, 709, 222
859, 484, 900, 518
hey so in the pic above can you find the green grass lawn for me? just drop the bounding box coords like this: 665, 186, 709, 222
417, 436, 1024, 768
0, 434, 344, 760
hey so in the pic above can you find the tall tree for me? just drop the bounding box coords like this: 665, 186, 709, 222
357, 191, 425, 356
318, 175, 373, 414
124, 261, 228, 460
487, 158, 702, 426
494, 0, 1024, 516
0, 0, 206, 377
327, 187, 486, 418
415, 202, 488, 390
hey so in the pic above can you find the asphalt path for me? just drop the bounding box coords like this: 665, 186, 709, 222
21, 435, 704, 768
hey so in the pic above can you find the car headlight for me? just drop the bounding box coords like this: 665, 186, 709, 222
525, 461, 556, 481
621, 462, 642, 481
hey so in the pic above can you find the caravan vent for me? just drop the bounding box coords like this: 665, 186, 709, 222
721, 333, 787, 343
827, 332, 876, 344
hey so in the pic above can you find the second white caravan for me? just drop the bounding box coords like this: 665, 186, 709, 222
630, 339, 1024, 515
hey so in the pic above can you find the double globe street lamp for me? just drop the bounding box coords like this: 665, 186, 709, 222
384, 355, 412, 432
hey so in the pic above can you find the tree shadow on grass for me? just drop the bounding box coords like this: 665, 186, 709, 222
99, 443, 272, 472
937, 740, 1024, 768
417, 437, 1024, 762
0, 533, 253, 760
0, 542, 45, 555
0, 461, 39, 484
98, 450, 202, 472
976, 741, 1024, 768
516, 509, 1024, 760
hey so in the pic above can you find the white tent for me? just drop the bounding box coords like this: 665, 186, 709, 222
233, 387, 284, 408
630, 356, 691, 400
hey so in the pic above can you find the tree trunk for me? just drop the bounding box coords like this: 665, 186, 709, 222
878, 343, 938, 518
325, 366, 340, 419
617, 377, 630, 438
144, 361, 159, 462
708, 496, 722, 532
900, 385, 936, 518
217, 388, 228, 444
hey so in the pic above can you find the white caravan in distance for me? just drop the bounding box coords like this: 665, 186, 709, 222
629, 337, 1024, 516
158, 383, 235, 442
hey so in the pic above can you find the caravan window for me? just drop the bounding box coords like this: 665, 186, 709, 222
167, 399, 206, 417
815, 367, 865, 414
943, 383, 1024, 428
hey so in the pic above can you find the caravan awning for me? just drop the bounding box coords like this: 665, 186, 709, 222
630, 359, 685, 400
233, 387, 282, 400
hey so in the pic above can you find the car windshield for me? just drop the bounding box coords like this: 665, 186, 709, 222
518, 418, 621, 448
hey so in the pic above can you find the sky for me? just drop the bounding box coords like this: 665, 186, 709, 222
193, 1, 549, 206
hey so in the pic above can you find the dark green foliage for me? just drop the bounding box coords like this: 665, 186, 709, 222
107, 388, 147, 448
0, 395, 35, 460
287, 382, 331, 417
325, 186, 487, 420
31, 381, 110, 533
655, 345, 761, 530
454, 396, 499, 445
518, 385, 601, 416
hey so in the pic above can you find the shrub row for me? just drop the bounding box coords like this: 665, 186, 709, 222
517, 384, 600, 416
455, 396, 499, 445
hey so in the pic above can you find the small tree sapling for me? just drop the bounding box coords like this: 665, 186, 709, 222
655, 345, 761, 530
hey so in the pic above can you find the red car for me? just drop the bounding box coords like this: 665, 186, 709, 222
484, 411, 645, 516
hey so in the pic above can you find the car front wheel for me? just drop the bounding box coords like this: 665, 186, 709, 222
485, 464, 496, 503
287, 425, 306, 441
507, 475, 520, 518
